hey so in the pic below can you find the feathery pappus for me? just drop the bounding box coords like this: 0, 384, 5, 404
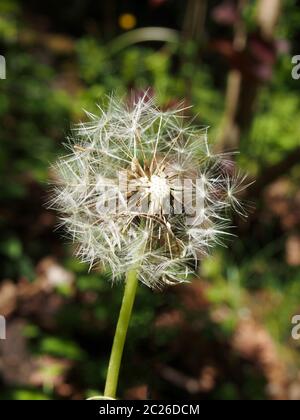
49, 93, 248, 288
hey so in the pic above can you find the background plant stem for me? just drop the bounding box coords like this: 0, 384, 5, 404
104, 268, 139, 399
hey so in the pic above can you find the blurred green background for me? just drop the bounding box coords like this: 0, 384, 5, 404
1, 0, 300, 400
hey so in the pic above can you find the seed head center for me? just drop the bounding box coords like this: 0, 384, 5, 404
149, 174, 170, 202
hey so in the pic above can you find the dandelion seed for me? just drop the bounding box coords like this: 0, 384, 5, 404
49, 94, 248, 289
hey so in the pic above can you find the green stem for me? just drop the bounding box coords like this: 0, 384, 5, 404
104, 268, 139, 399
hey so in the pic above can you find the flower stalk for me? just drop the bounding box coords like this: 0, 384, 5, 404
104, 268, 139, 399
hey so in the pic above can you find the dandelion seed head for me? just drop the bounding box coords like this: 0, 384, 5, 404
49, 94, 248, 289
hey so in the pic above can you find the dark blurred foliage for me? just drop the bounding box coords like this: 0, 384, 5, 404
1, 0, 300, 400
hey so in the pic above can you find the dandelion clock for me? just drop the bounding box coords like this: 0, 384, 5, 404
49, 93, 248, 399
